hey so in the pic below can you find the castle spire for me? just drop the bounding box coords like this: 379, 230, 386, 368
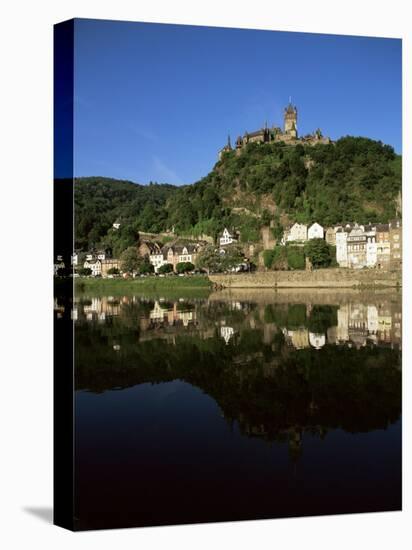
227, 134, 231, 148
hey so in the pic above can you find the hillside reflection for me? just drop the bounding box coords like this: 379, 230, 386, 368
58, 290, 402, 456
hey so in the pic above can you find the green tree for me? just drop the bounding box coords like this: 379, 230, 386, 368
261, 209, 272, 226
139, 262, 154, 275
158, 263, 174, 274
139, 255, 154, 274
271, 216, 284, 242
263, 250, 275, 269
176, 262, 195, 274
120, 246, 141, 273
304, 238, 332, 268
107, 267, 120, 275
78, 267, 92, 276
220, 245, 245, 271
196, 245, 223, 274
263, 246, 288, 270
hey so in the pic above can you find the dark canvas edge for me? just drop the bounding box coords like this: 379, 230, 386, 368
53, 18, 75, 532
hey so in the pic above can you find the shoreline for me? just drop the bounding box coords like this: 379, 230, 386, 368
72, 275, 212, 297
60, 268, 402, 296
209, 268, 401, 290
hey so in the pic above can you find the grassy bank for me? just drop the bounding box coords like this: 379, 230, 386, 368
74, 275, 212, 297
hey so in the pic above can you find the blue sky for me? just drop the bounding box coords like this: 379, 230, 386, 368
73, 19, 402, 185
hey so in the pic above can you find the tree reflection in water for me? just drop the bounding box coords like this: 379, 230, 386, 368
70, 293, 401, 455
62, 290, 401, 529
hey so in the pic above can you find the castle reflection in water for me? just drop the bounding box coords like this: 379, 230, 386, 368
54, 291, 402, 350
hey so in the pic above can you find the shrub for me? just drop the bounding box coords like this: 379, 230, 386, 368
139, 262, 154, 274
286, 246, 305, 270
158, 263, 174, 274
271, 246, 288, 270
78, 267, 92, 276
263, 249, 275, 269
304, 238, 332, 268
176, 262, 195, 274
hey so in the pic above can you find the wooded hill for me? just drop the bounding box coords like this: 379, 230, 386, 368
74, 177, 177, 253
74, 136, 401, 254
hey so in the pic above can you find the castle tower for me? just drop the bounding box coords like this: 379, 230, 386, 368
284, 102, 298, 138
218, 134, 233, 160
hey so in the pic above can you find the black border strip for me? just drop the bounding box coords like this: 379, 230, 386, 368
53, 18, 75, 531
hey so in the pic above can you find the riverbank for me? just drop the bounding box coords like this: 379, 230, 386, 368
208, 286, 401, 306
209, 268, 401, 289
74, 275, 212, 296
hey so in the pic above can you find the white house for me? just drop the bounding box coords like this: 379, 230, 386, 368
113, 221, 121, 230
365, 225, 378, 267
178, 246, 195, 263
219, 228, 237, 247
286, 222, 308, 242
308, 222, 324, 240
84, 258, 102, 276
149, 252, 167, 273
335, 226, 351, 267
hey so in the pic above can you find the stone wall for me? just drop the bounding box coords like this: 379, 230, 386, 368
209, 268, 401, 289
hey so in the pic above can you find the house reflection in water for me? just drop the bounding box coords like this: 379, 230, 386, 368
309, 332, 326, 349
285, 328, 310, 349
284, 329, 326, 350
149, 300, 195, 327
332, 301, 401, 349
220, 325, 235, 344
62, 293, 401, 350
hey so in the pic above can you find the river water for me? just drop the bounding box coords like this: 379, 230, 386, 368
55, 288, 402, 529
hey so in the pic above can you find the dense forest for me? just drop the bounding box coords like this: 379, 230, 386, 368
74, 136, 401, 253
74, 177, 177, 253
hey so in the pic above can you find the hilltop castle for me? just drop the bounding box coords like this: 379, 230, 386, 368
219, 102, 332, 159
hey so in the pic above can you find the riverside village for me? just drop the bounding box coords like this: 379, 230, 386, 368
55, 102, 402, 287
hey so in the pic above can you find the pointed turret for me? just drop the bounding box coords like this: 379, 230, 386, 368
284, 101, 298, 138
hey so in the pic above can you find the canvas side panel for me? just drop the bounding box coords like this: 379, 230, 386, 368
53, 18, 75, 531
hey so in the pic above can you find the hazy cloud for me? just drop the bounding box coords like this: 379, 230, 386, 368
152, 156, 183, 185
128, 124, 158, 143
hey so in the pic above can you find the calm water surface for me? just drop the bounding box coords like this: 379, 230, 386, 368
56, 288, 402, 530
